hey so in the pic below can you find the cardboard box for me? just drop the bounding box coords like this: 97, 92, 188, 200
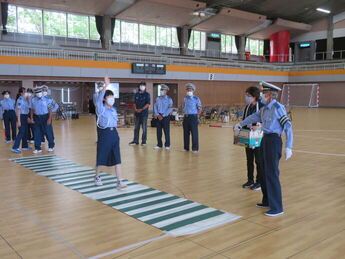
233, 128, 263, 149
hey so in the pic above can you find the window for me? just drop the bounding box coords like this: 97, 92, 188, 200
17, 6, 42, 34
156, 26, 170, 47
171, 28, 179, 48
89, 17, 99, 40
113, 20, 121, 43
7, 5, 17, 32
246, 38, 264, 55
221, 34, 236, 53
43, 11, 67, 37
121, 21, 138, 44
139, 24, 156, 45
67, 14, 89, 39
188, 30, 206, 51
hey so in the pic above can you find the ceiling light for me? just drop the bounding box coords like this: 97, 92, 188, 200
316, 8, 331, 14
192, 11, 206, 17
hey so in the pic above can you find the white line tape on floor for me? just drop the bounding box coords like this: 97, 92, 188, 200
88, 233, 170, 259
294, 150, 345, 157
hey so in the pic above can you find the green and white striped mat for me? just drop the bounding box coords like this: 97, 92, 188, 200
11, 155, 241, 236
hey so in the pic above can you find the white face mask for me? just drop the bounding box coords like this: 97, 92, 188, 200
245, 96, 253, 104
106, 97, 115, 106
24, 93, 30, 97
43, 92, 48, 96
186, 91, 193, 97
4, 94, 10, 99
139, 85, 146, 91
160, 90, 166, 96
36, 92, 43, 98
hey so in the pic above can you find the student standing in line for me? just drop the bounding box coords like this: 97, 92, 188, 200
30, 87, 55, 153
183, 83, 202, 153
11, 87, 32, 153
129, 82, 150, 146
241, 86, 265, 191
153, 84, 173, 150
0, 91, 17, 143
26, 88, 35, 144
94, 76, 126, 190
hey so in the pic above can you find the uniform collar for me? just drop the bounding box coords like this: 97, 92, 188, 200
266, 99, 277, 109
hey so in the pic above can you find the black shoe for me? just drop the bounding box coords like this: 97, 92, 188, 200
250, 183, 261, 191
256, 203, 269, 208
242, 181, 254, 189
129, 141, 139, 145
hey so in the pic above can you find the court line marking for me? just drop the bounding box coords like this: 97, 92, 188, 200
294, 150, 345, 157
294, 134, 345, 142
88, 233, 170, 259
294, 129, 345, 132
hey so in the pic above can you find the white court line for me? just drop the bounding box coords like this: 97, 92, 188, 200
295, 129, 345, 132
294, 134, 345, 142
88, 233, 170, 259
294, 150, 345, 157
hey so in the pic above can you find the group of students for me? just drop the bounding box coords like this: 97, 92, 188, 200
0, 85, 58, 154
93, 79, 203, 189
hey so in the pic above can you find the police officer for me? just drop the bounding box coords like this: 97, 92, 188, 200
0, 91, 17, 143
94, 76, 126, 190
26, 88, 35, 144
235, 82, 293, 217
42, 85, 58, 145
183, 83, 202, 153
30, 87, 56, 153
153, 84, 173, 150
129, 82, 150, 146
12, 87, 32, 153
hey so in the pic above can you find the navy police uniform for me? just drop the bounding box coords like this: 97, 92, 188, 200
239, 84, 293, 215
96, 90, 121, 166
0, 96, 17, 141
153, 88, 173, 148
183, 83, 202, 152
13, 96, 30, 149
132, 91, 150, 145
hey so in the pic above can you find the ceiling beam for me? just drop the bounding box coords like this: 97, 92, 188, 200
244, 19, 273, 37
333, 10, 345, 24
101, 0, 139, 16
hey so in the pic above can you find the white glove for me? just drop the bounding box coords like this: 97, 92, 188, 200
234, 123, 242, 131
285, 148, 292, 160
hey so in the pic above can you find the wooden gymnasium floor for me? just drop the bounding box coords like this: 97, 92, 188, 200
0, 107, 344, 259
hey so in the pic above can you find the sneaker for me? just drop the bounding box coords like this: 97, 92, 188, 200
165, 147, 170, 150
5, 140, 11, 144
256, 203, 270, 208
242, 181, 254, 189
33, 149, 42, 154
265, 210, 284, 217
129, 141, 139, 146
94, 176, 103, 186
141, 143, 147, 146
251, 183, 261, 191
30, 140, 34, 144
48, 148, 55, 152
116, 181, 127, 190
41, 141, 46, 145
22, 147, 32, 151
183, 149, 189, 152
11, 148, 21, 153
153, 146, 162, 150
192, 150, 199, 153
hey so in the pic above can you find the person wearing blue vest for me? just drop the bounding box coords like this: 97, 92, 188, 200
153, 84, 173, 150
183, 83, 202, 153
235, 82, 293, 217
30, 86, 56, 154
129, 82, 150, 146
0, 90, 17, 143
94, 76, 127, 190
11, 87, 33, 153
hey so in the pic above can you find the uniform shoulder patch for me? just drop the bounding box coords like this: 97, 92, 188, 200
273, 102, 281, 109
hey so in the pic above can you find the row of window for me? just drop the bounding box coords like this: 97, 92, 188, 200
6, 4, 264, 54
7, 5, 99, 40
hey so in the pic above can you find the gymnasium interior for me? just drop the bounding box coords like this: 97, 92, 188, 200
0, 0, 344, 258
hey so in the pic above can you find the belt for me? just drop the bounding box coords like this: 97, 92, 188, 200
100, 127, 116, 131
34, 114, 48, 117
264, 133, 281, 137
184, 114, 198, 117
